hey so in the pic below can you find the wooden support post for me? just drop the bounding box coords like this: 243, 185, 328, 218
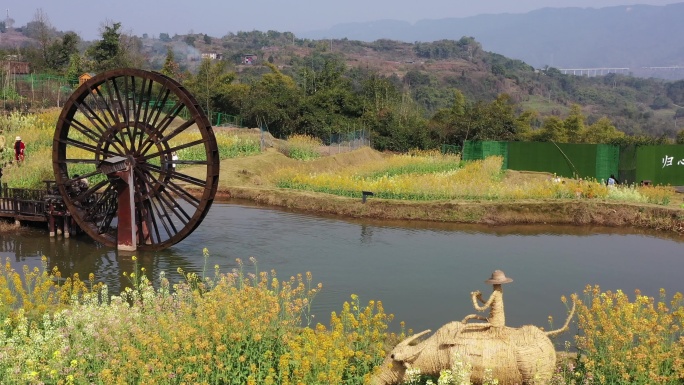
48, 205, 55, 237
63, 215, 70, 238
115, 168, 136, 251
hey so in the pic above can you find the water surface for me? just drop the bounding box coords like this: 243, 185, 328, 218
2, 200, 683, 338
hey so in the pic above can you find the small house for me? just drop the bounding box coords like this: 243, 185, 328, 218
201, 52, 223, 60
0, 61, 30, 75
242, 54, 257, 65
79, 73, 95, 87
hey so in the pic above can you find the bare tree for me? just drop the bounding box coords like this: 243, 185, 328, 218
30, 8, 54, 67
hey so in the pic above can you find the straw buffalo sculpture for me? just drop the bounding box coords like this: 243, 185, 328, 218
371, 270, 577, 385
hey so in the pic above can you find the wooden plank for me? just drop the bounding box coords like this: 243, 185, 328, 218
14, 215, 47, 222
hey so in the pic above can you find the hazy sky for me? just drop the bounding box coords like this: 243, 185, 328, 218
7, 0, 681, 40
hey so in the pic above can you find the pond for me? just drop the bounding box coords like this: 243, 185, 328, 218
2, 200, 683, 338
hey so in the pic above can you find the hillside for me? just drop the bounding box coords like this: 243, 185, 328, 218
300, 3, 684, 78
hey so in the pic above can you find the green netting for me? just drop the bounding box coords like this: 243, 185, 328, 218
462, 141, 508, 168
595, 144, 619, 183
618, 144, 637, 185
635, 145, 684, 186
462, 141, 482, 160
507, 142, 618, 181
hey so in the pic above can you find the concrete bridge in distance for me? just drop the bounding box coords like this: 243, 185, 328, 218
559, 67, 630, 76
559, 66, 684, 78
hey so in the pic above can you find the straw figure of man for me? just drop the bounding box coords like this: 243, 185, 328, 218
461, 269, 513, 330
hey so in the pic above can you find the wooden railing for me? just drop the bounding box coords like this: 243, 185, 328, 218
0, 183, 48, 220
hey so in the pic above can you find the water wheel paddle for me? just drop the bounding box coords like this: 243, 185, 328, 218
53, 68, 219, 250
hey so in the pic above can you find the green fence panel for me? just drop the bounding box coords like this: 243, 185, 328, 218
507, 142, 617, 180
462, 141, 482, 160
440, 144, 460, 155
595, 144, 620, 183
481, 141, 508, 169
618, 144, 638, 185
462, 141, 508, 168
635, 145, 684, 186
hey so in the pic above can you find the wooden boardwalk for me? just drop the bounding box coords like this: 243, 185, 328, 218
0, 183, 80, 238
0, 185, 48, 222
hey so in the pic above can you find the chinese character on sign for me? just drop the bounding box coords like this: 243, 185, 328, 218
678, 159, 684, 166
662, 155, 674, 168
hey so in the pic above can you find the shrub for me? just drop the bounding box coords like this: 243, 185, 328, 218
574, 285, 684, 384
278, 134, 322, 161
0, 253, 399, 384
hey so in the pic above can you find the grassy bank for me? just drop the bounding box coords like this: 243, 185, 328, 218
213, 147, 684, 234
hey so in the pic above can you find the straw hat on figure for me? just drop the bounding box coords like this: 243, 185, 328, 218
462, 270, 513, 331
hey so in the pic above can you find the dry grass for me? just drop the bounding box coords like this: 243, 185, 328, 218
0, 220, 22, 232
217, 146, 387, 189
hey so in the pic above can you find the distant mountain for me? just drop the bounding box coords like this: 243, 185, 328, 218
299, 3, 684, 73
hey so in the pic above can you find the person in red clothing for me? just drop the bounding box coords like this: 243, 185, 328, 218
14, 136, 25, 163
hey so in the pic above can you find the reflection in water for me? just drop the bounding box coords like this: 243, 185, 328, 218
360, 224, 373, 244
2, 200, 684, 340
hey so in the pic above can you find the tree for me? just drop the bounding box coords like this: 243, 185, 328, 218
533, 116, 566, 142
87, 22, 123, 72
563, 104, 585, 142
677, 129, 684, 145
86, 22, 143, 72
184, 58, 236, 118
159, 33, 171, 42
24, 8, 56, 71
241, 62, 301, 137
46, 31, 80, 72
160, 47, 181, 80
65, 53, 85, 81
583, 117, 625, 143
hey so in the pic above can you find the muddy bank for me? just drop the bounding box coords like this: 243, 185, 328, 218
214, 186, 684, 234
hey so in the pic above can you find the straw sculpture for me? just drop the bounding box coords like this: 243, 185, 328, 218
372, 270, 576, 385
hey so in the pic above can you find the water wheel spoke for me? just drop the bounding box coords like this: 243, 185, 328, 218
137, 78, 157, 150
138, 174, 197, 219
142, 193, 179, 239
75, 100, 126, 148
175, 160, 209, 166
147, 88, 172, 129
59, 137, 117, 158
141, 162, 207, 188
63, 117, 107, 145
134, 168, 193, 222
136, 163, 201, 209
139, 102, 189, 155
61, 158, 102, 164
131, 183, 163, 244
89, 185, 118, 216
138, 198, 162, 244
122, 76, 140, 150
89, 86, 117, 129
154, 118, 197, 145
73, 179, 110, 205
141, 138, 206, 162
109, 78, 128, 124
73, 101, 129, 154
69, 169, 102, 180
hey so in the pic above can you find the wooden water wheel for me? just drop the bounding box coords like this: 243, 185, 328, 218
53, 68, 219, 250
